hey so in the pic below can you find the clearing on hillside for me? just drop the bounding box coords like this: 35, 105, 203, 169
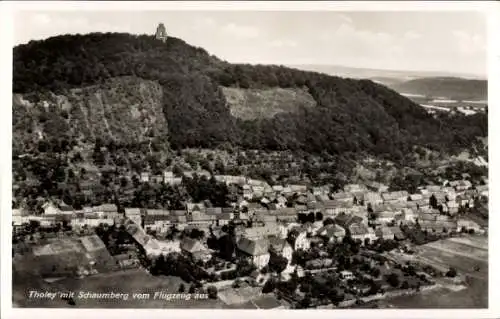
221, 86, 317, 120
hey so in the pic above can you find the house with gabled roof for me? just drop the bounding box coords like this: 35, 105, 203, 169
287, 226, 310, 251
332, 192, 354, 203
366, 181, 389, 193
381, 191, 409, 203
364, 192, 383, 206
42, 201, 61, 216
450, 180, 472, 191
375, 226, 395, 240
389, 227, 406, 241
237, 238, 270, 269
475, 185, 488, 197
445, 201, 459, 216
349, 223, 376, 244
409, 194, 423, 201
180, 238, 212, 263
316, 224, 346, 243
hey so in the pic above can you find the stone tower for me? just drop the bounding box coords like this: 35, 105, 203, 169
155, 23, 167, 43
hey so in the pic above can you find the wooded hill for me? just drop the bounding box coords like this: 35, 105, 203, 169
13, 33, 487, 166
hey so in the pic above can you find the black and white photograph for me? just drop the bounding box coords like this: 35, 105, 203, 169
1, 1, 497, 317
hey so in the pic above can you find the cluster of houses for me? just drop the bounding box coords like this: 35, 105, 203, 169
13, 175, 487, 272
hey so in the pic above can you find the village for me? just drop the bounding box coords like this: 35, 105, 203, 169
12, 168, 489, 309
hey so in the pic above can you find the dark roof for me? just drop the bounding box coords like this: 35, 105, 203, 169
237, 238, 269, 256
268, 236, 288, 252
180, 238, 206, 253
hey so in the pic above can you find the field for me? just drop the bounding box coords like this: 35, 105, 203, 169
218, 286, 262, 306
382, 235, 488, 308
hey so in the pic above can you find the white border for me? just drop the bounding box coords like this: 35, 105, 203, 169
1, 1, 498, 319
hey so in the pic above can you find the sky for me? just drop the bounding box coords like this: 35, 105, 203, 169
13, 10, 487, 76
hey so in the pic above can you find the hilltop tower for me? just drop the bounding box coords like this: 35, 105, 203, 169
155, 23, 168, 43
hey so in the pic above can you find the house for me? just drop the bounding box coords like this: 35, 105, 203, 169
415, 199, 430, 210
273, 207, 297, 217
12, 208, 23, 226
375, 227, 395, 240
344, 184, 366, 193
332, 192, 354, 204
381, 191, 409, 203
475, 185, 488, 197
389, 227, 406, 241
404, 201, 418, 210
340, 270, 354, 280
214, 175, 247, 185
450, 180, 472, 191
140, 172, 150, 183
288, 227, 310, 251
419, 220, 457, 234
409, 194, 423, 201
242, 185, 252, 199
366, 182, 389, 193
275, 196, 288, 209
373, 204, 403, 224
457, 219, 483, 233
180, 238, 212, 263
269, 237, 293, 263
443, 187, 457, 201
93, 204, 119, 219
364, 192, 383, 206
237, 238, 270, 269
124, 208, 143, 225
402, 208, 418, 223
425, 185, 442, 193
294, 205, 308, 214
432, 192, 447, 205
290, 184, 308, 194
446, 201, 459, 216
316, 224, 346, 243
349, 223, 376, 244
42, 201, 61, 216
323, 200, 353, 216
273, 185, 284, 193
186, 203, 206, 214
242, 225, 280, 240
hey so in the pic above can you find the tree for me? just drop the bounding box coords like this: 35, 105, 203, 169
429, 194, 438, 209
401, 281, 410, 289
188, 285, 196, 293
387, 273, 400, 288
323, 217, 334, 226
315, 211, 323, 221
262, 279, 276, 293
207, 285, 218, 299
268, 252, 288, 274
446, 267, 457, 278
178, 283, 185, 293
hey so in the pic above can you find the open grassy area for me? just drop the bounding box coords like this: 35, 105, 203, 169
221, 86, 316, 120
380, 235, 488, 308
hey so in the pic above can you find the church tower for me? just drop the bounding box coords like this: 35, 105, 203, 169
155, 23, 167, 43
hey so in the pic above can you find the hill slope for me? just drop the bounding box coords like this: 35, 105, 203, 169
12, 33, 487, 187
390, 77, 487, 101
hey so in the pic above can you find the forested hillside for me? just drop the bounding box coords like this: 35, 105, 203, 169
12, 32, 487, 203
390, 77, 487, 101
